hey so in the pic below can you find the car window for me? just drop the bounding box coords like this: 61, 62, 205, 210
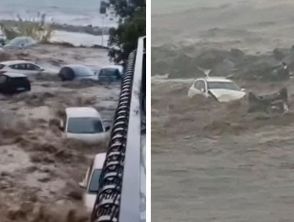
99, 68, 120, 80
207, 81, 240, 91
19, 63, 27, 70
195, 80, 206, 92
194, 81, 200, 89
26, 63, 40, 70
9, 64, 18, 70
88, 169, 102, 193
10, 64, 26, 70
19, 64, 27, 70
67, 117, 104, 134
74, 66, 95, 77
200, 81, 206, 92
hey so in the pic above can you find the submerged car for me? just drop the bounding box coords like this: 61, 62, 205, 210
188, 77, 246, 102
58, 65, 97, 81
60, 107, 109, 144
0, 72, 31, 94
0, 60, 45, 75
4, 36, 37, 49
79, 152, 106, 212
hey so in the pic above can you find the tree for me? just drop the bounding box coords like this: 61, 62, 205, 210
105, 0, 145, 64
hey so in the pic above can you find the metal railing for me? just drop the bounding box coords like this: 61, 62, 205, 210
91, 36, 146, 222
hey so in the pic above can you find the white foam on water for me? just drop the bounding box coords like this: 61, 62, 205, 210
152, 75, 194, 84
50, 30, 109, 47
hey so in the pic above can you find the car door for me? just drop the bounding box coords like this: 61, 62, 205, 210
9, 64, 23, 73
198, 80, 208, 97
25, 63, 43, 74
8, 63, 36, 75
188, 80, 205, 97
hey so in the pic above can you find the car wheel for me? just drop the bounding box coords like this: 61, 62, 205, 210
59, 67, 75, 81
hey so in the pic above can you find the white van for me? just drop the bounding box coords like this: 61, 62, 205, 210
79, 153, 106, 212
60, 107, 109, 144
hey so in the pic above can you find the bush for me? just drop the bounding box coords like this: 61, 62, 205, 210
106, 0, 146, 64
0, 14, 53, 43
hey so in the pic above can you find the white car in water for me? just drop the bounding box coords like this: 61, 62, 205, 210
4, 36, 37, 49
188, 77, 246, 102
79, 152, 106, 212
0, 60, 45, 75
60, 107, 109, 144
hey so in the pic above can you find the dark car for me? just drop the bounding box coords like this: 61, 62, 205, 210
0, 72, 31, 94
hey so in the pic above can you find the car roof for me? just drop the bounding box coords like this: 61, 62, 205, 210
93, 153, 106, 169
196, 77, 233, 83
62, 65, 95, 75
63, 64, 91, 69
2, 72, 27, 78
102, 65, 123, 72
65, 107, 101, 119
0, 60, 35, 65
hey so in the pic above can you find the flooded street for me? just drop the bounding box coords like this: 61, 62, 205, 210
152, 1, 294, 220
152, 80, 294, 222
0, 45, 120, 221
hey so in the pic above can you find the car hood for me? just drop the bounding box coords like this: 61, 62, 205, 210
66, 132, 108, 144
209, 89, 246, 102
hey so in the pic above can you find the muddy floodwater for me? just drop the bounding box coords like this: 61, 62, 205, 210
0, 45, 120, 221
152, 80, 294, 222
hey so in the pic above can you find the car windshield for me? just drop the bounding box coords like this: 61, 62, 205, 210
70, 66, 95, 77
208, 81, 240, 91
88, 169, 102, 193
67, 117, 104, 134
99, 68, 120, 78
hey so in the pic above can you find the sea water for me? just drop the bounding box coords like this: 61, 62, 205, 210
0, 0, 116, 27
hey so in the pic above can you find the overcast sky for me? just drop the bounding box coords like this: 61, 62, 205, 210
0, 0, 101, 11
